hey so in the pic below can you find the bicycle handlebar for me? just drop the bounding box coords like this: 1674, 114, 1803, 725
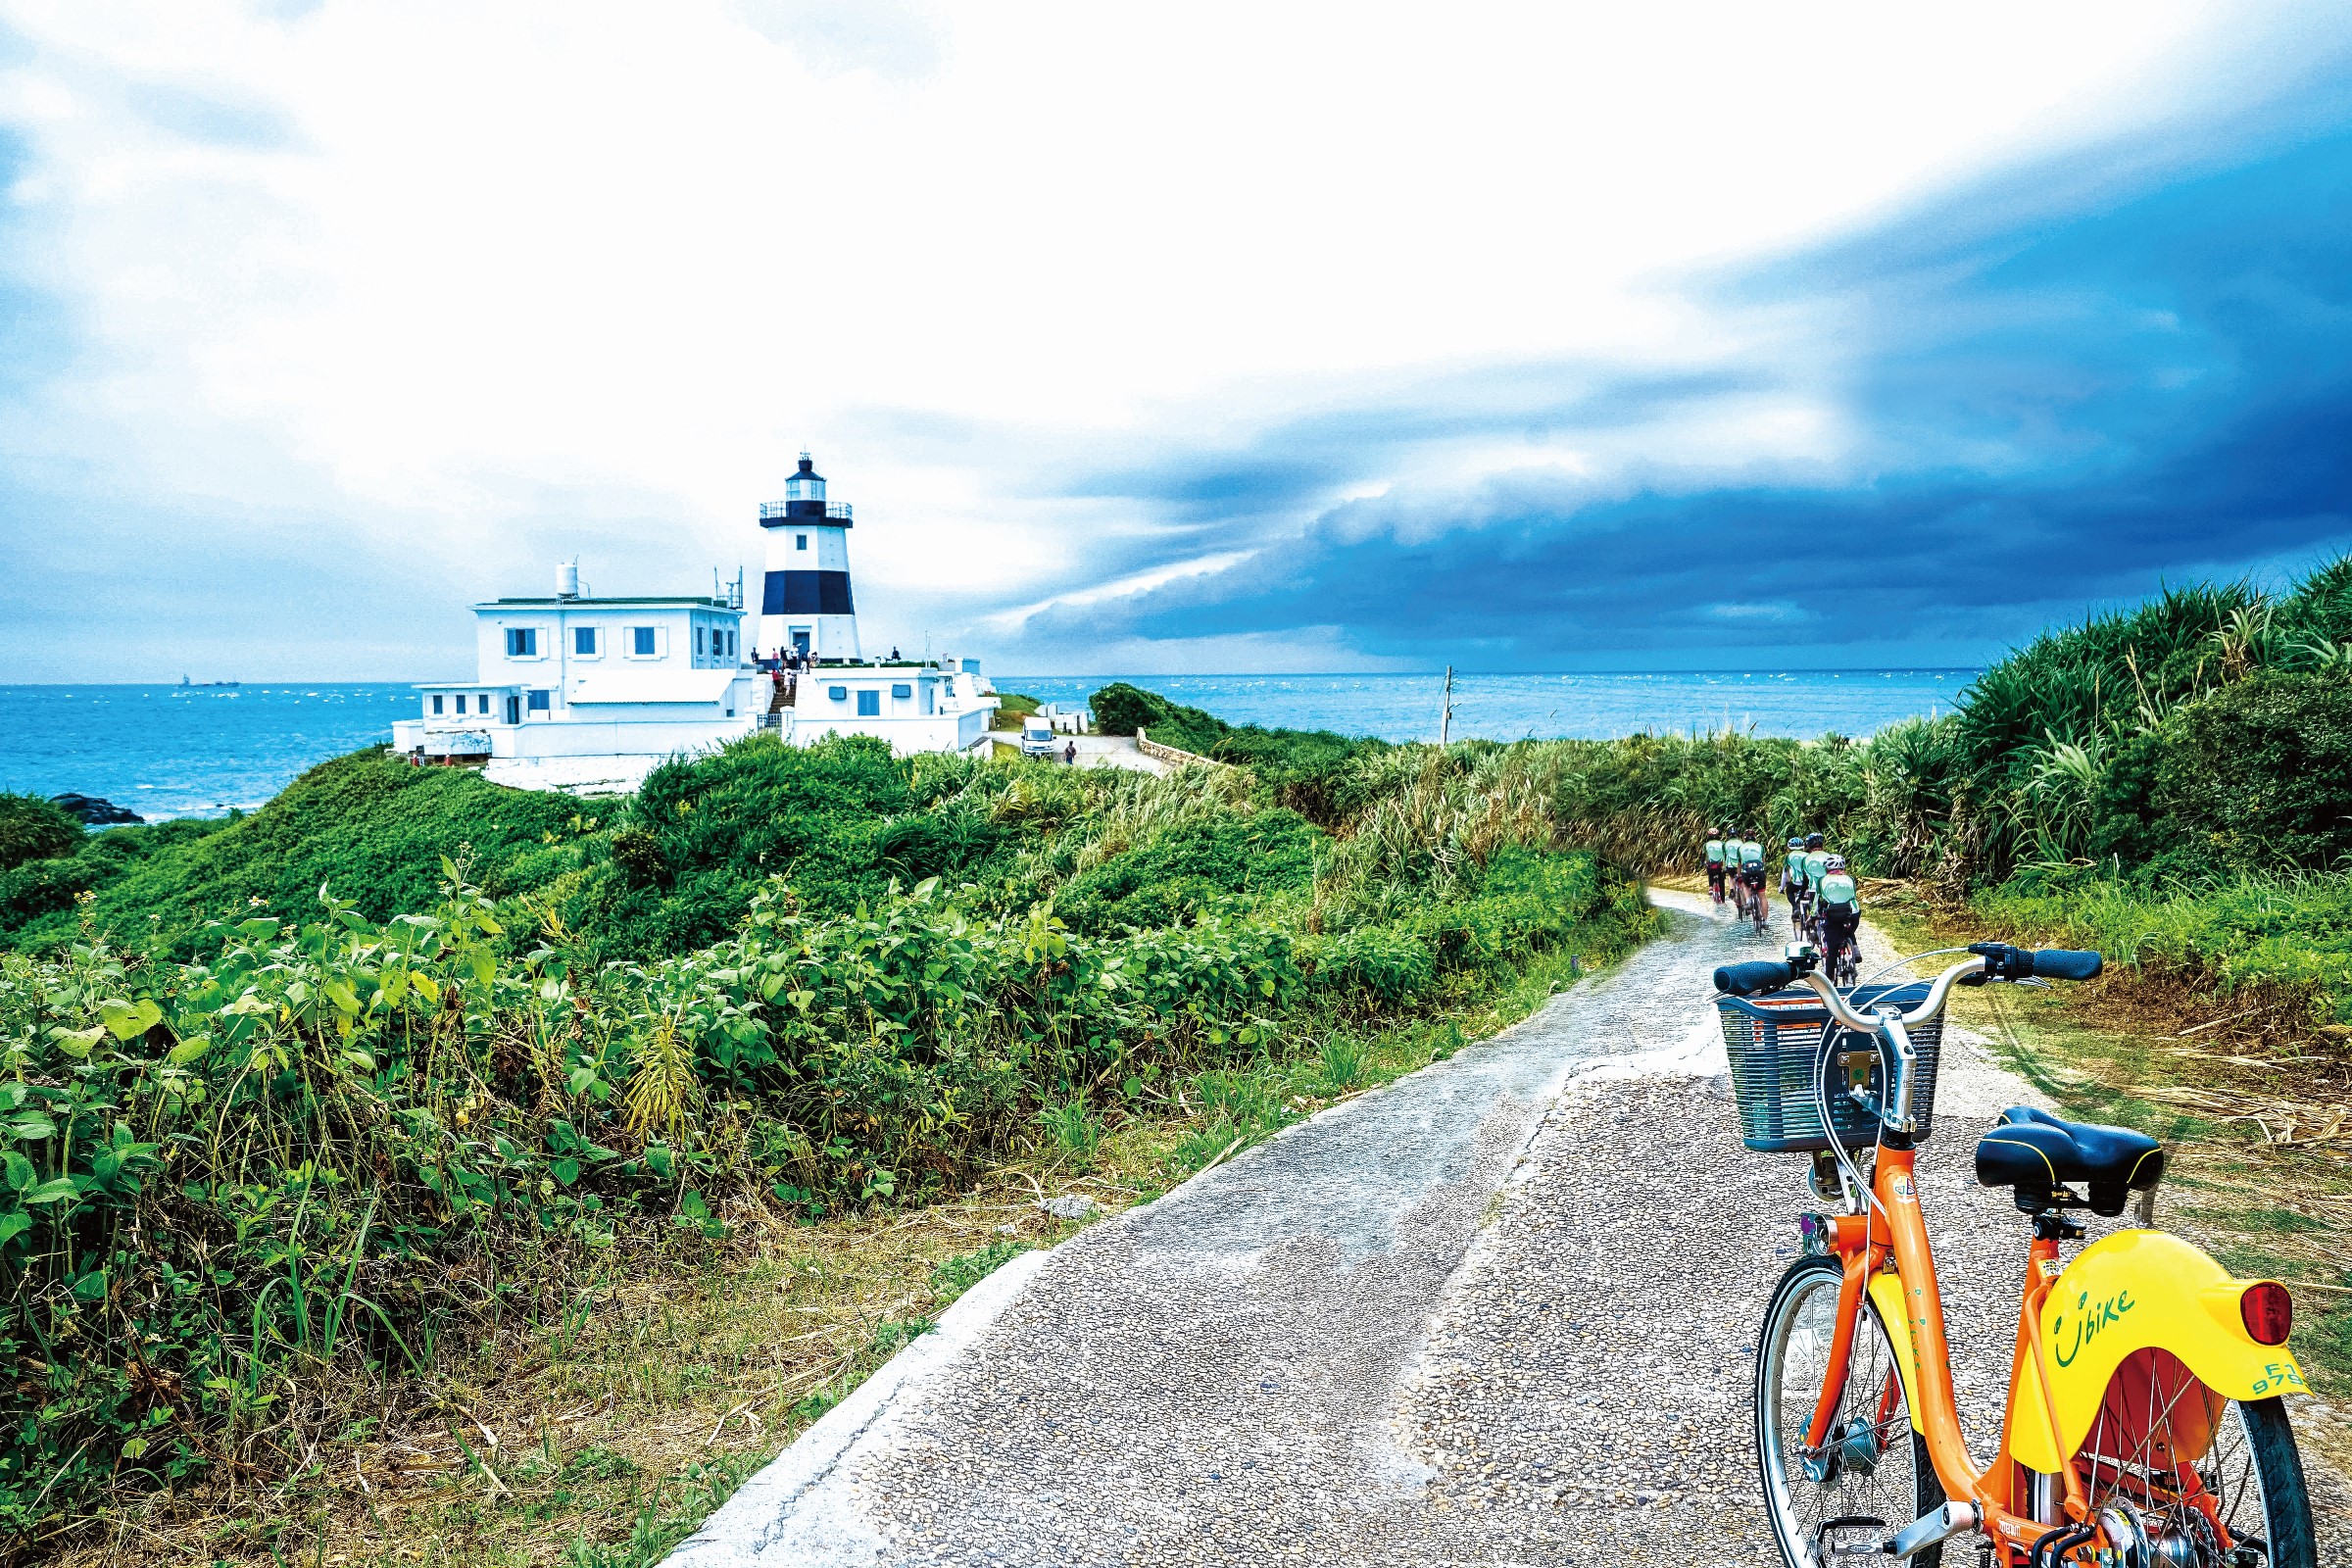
2023, 947, 2102, 981
1713, 944, 2104, 1028
1712, 959, 1795, 997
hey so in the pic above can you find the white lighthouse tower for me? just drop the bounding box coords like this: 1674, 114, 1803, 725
758, 452, 861, 663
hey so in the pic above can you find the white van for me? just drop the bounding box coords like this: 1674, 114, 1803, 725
1020, 718, 1059, 759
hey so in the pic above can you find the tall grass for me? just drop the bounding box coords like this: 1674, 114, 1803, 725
1977, 866, 2352, 1022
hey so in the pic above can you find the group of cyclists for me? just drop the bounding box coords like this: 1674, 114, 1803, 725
1702, 825, 1862, 982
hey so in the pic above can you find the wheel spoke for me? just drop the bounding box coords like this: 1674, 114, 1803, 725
1759, 1266, 1926, 1565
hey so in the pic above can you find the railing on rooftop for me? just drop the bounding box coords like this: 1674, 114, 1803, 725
758, 501, 855, 521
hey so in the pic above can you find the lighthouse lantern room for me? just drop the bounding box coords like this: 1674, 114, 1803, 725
758, 453, 861, 663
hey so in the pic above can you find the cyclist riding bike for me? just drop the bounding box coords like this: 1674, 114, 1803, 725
1782, 837, 1809, 927
1815, 853, 1861, 985
1805, 840, 1830, 937
1799, 832, 1830, 943
1737, 834, 1770, 934
1705, 829, 1729, 906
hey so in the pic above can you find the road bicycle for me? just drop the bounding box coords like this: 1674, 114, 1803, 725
1816, 917, 1861, 988
1714, 943, 2314, 1568
1738, 869, 1772, 936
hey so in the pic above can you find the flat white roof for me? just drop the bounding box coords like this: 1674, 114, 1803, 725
476, 597, 743, 612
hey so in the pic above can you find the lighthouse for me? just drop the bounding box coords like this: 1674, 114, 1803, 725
758, 452, 861, 663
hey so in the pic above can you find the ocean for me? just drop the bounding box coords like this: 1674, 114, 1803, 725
1003, 670, 1973, 746
0, 670, 1973, 820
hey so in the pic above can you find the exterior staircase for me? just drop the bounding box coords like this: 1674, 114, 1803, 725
758, 671, 795, 736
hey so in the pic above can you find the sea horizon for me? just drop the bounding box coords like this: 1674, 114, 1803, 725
0, 666, 1979, 820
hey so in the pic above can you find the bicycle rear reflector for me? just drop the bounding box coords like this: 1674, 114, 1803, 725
2241, 1281, 2293, 1346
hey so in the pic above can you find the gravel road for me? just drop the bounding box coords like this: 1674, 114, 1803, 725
670, 892, 2348, 1566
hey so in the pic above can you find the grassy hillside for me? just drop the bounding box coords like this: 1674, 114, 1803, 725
0, 730, 1654, 1554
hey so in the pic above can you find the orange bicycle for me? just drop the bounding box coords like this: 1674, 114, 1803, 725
1716, 943, 2315, 1568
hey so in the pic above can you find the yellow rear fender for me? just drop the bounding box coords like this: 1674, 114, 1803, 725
2007, 1229, 2306, 1472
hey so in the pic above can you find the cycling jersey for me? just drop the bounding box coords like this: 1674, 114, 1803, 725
1819, 873, 1861, 946
1804, 850, 1830, 889
1704, 839, 1724, 865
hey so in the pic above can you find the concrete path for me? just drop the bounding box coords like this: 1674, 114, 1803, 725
670, 892, 2349, 1566
984, 734, 1173, 775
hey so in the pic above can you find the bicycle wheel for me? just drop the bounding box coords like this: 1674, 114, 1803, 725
2070, 1350, 2315, 1568
1756, 1256, 1945, 1567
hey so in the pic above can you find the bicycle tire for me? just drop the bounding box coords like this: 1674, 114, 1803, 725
2233, 1396, 2318, 1568
1755, 1256, 1944, 1568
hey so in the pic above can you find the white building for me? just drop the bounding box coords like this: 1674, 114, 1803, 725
391, 568, 765, 792
783, 658, 1000, 755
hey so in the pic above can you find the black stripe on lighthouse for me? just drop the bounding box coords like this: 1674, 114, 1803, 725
761, 570, 855, 615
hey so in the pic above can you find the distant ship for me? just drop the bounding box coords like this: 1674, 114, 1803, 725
178, 676, 241, 688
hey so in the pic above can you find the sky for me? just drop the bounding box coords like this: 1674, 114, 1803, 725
2, 2, 2351, 680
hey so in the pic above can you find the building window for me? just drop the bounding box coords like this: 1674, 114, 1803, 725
827, 685, 848, 703
575, 626, 598, 655
796, 534, 808, 551
632, 626, 657, 657
526, 689, 550, 712
476, 694, 490, 714
506, 627, 537, 658
891, 684, 911, 700
430, 695, 444, 715
857, 690, 881, 716
695, 626, 706, 657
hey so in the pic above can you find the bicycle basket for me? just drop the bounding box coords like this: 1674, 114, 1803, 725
1715, 982, 1941, 1153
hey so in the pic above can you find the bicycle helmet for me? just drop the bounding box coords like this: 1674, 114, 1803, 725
1786, 837, 1803, 851
1824, 854, 1846, 873
1805, 832, 1825, 850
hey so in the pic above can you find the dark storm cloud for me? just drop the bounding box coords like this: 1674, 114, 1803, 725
1056, 368, 1764, 534
1025, 115, 2352, 666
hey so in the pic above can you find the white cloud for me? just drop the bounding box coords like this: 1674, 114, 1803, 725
0, 0, 2335, 676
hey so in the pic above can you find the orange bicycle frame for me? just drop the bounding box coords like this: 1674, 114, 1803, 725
1808, 1148, 2093, 1561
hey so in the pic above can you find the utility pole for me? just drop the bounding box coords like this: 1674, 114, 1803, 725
1439, 665, 1453, 746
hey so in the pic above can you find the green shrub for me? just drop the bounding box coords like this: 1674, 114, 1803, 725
1299, 923, 1438, 1007
2152, 671, 2352, 874
0, 794, 80, 871
1089, 682, 1163, 736
3, 752, 580, 956
1088, 682, 1229, 754
1055, 811, 1319, 933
